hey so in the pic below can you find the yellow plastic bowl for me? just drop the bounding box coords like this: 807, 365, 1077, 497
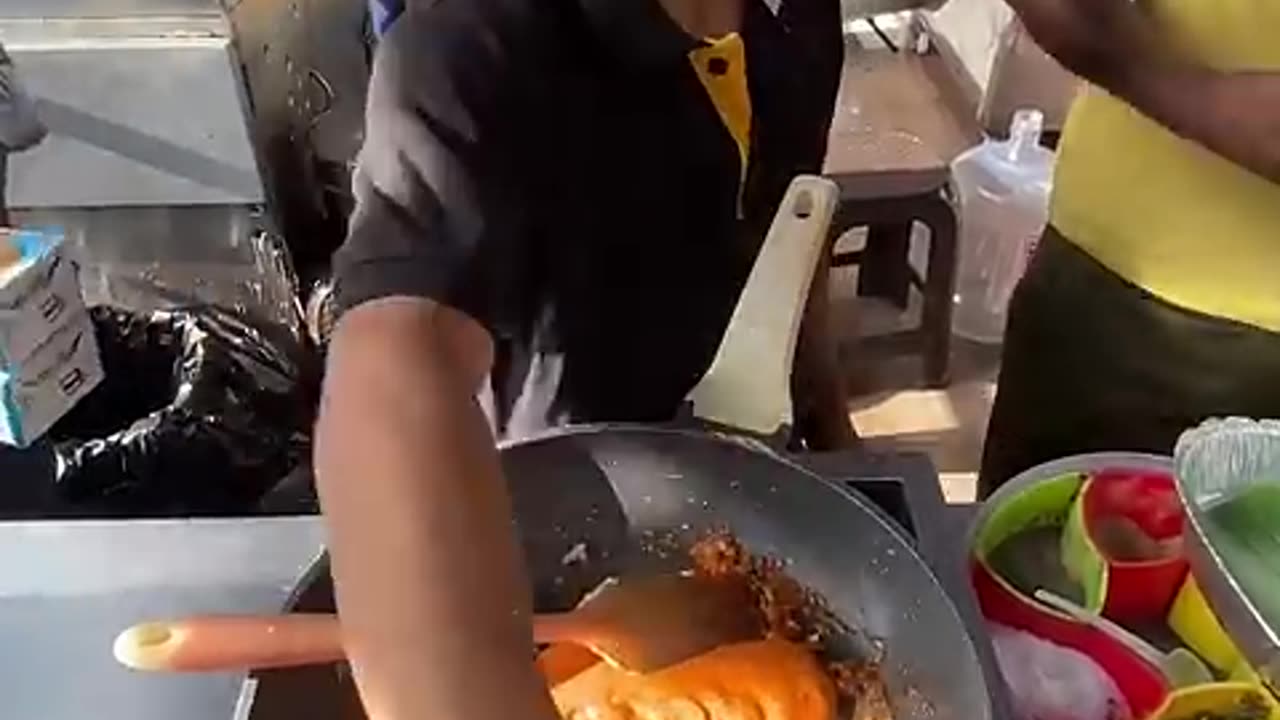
1146, 682, 1279, 720
1168, 575, 1252, 678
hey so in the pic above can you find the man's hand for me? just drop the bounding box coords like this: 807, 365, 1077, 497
1006, 0, 1161, 92
0, 46, 48, 153
1135, 69, 1280, 183
1006, 0, 1280, 184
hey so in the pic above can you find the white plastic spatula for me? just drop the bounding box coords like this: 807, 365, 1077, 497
686, 175, 838, 436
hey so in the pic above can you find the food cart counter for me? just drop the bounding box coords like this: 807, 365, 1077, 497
0, 452, 1006, 720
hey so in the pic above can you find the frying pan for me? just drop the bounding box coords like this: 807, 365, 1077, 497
237, 177, 994, 720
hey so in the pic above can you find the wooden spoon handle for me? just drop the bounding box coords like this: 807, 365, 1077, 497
531, 612, 598, 646
113, 614, 345, 672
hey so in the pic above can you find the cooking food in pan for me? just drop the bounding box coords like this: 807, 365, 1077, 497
117, 529, 897, 720
549, 639, 835, 720
242, 429, 994, 720
544, 530, 894, 720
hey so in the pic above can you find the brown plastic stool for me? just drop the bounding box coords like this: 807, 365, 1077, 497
823, 47, 979, 388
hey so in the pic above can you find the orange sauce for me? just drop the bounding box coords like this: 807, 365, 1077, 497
545, 639, 836, 720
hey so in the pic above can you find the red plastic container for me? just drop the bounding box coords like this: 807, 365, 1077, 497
972, 559, 1170, 718
1083, 469, 1189, 622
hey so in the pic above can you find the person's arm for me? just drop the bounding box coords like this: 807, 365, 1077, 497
316, 299, 558, 720
316, 13, 555, 720
0, 44, 46, 227
792, 244, 858, 451
0, 45, 47, 153
1005, 0, 1280, 183
1118, 68, 1280, 184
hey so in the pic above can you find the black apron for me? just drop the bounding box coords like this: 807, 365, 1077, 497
980, 226, 1280, 496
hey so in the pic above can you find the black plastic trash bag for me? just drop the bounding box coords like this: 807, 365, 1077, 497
47, 305, 317, 515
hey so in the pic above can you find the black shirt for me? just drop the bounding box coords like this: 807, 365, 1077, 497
335, 0, 842, 439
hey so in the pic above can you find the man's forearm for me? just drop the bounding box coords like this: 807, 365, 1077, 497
315, 300, 558, 720
1116, 64, 1280, 184
1003, 0, 1280, 184
0, 49, 48, 153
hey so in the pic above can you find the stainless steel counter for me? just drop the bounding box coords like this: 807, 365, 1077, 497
0, 517, 325, 720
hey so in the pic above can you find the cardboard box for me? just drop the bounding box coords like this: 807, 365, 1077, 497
0, 227, 101, 447
0, 312, 103, 447
0, 228, 85, 366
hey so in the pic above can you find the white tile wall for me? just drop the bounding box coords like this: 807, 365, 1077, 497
927, 0, 1014, 92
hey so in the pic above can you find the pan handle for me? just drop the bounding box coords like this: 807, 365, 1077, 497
686, 175, 838, 436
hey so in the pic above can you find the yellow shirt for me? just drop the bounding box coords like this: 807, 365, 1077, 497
1049, 0, 1280, 333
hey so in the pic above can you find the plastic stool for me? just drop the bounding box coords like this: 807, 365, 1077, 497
823, 47, 977, 388
828, 192, 958, 387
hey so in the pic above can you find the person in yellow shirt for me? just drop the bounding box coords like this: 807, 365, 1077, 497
979, 0, 1280, 494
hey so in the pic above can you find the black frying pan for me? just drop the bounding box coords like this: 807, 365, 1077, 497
237, 178, 994, 720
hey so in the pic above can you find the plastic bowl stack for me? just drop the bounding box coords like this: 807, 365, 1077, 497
970, 450, 1280, 720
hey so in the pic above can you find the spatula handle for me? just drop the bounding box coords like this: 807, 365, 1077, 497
113, 614, 345, 672
114, 612, 597, 673
114, 611, 600, 673
531, 612, 604, 646
686, 175, 838, 436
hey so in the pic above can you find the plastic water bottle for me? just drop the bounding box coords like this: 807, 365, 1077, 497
950, 108, 1055, 343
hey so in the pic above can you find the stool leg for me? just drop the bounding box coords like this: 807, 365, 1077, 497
828, 212, 863, 268
919, 197, 958, 388
857, 222, 913, 309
